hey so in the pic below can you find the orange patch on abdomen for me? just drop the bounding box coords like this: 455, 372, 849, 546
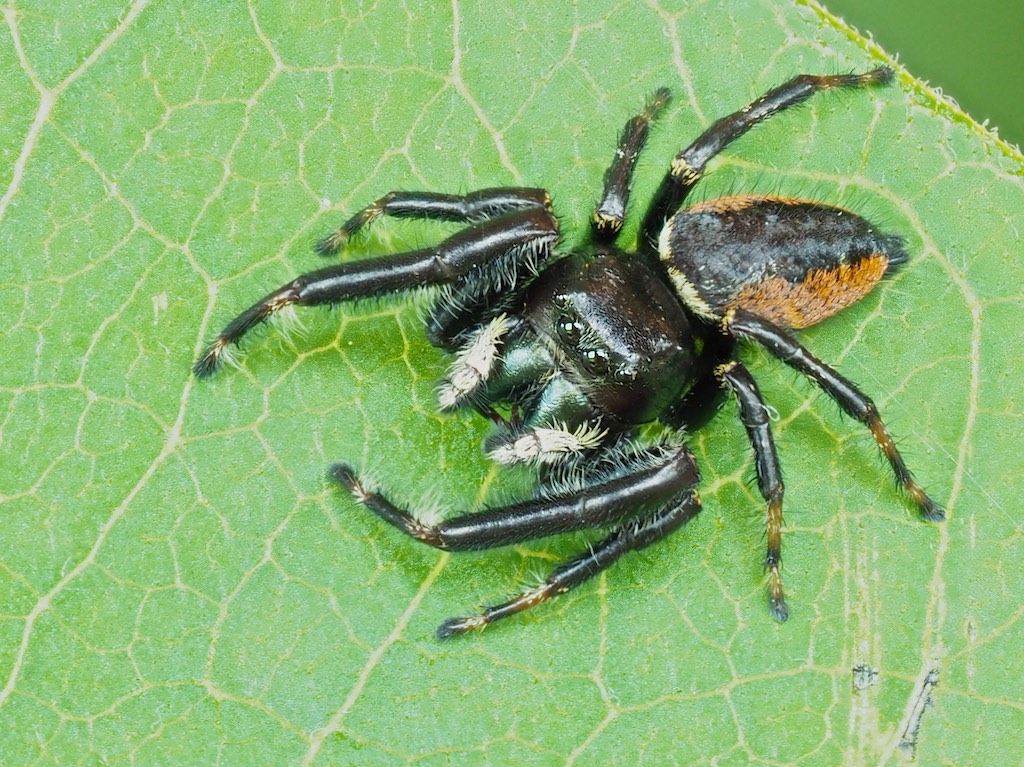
726, 253, 890, 329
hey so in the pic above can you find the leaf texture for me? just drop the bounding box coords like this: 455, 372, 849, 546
1, 1, 1022, 764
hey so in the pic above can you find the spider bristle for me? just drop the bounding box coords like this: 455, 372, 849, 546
192, 349, 220, 378
769, 598, 790, 622
315, 229, 347, 257
909, 485, 946, 522
268, 304, 308, 345
435, 621, 460, 640
436, 614, 486, 640
193, 337, 236, 378
921, 500, 946, 523
870, 66, 895, 86
329, 463, 360, 494
648, 86, 672, 113
880, 234, 910, 272
415, 488, 448, 528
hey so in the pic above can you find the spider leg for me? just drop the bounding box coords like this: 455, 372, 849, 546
592, 87, 671, 241
640, 68, 893, 249
330, 443, 698, 550
193, 208, 559, 377
424, 271, 533, 351
316, 187, 551, 255
437, 489, 702, 638
716, 360, 788, 621
726, 308, 944, 522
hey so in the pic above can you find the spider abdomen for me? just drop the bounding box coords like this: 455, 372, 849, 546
659, 195, 907, 328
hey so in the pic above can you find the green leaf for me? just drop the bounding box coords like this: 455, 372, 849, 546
2, 1, 1021, 764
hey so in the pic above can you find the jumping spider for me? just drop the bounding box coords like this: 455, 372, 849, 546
195, 67, 944, 638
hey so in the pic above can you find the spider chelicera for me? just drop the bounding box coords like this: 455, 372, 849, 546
194, 67, 944, 638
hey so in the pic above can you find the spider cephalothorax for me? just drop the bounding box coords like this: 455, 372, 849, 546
194, 67, 943, 638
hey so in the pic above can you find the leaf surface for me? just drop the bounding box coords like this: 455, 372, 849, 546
2, 1, 1022, 764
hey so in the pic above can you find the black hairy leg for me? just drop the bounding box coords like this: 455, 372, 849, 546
726, 308, 944, 522
436, 490, 702, 638
194, 207, 559, 377
330, 444, 698, 550
316, 187, 551, 255
591, 87, 671, 240
331, 443, 699, 635
716, 360, 788, 620
641, 68, 893, 248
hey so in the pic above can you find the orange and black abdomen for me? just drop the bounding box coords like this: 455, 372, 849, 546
658, 195, 907, 329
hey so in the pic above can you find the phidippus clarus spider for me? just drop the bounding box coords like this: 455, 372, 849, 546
195, 67, 944, 638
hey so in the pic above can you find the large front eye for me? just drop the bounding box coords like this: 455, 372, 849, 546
557, 315, 582, 346
582, 348, 609, 376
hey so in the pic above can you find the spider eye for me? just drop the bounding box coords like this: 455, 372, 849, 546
557, 317, 582, 346
582, 348, 609, 376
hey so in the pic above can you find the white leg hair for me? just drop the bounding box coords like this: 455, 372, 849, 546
437, 313, 512, 411
268, 304, 307, 345
488, 421, 609, 466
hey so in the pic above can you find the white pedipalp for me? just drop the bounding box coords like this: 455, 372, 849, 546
437, 313, 513, 411
488, 421, 609, 466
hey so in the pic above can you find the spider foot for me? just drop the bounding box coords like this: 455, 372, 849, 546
193, 283, 302, 377
767, 555, 788, 621
193, 336, 241, 378
908, 484, 946, 522
769, 593, 790, 622
330, 463, 444, 547
921, 500, 946, 523
315, 205, 383, 256
436, 614, 488, 640
435, 583, 554, 639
